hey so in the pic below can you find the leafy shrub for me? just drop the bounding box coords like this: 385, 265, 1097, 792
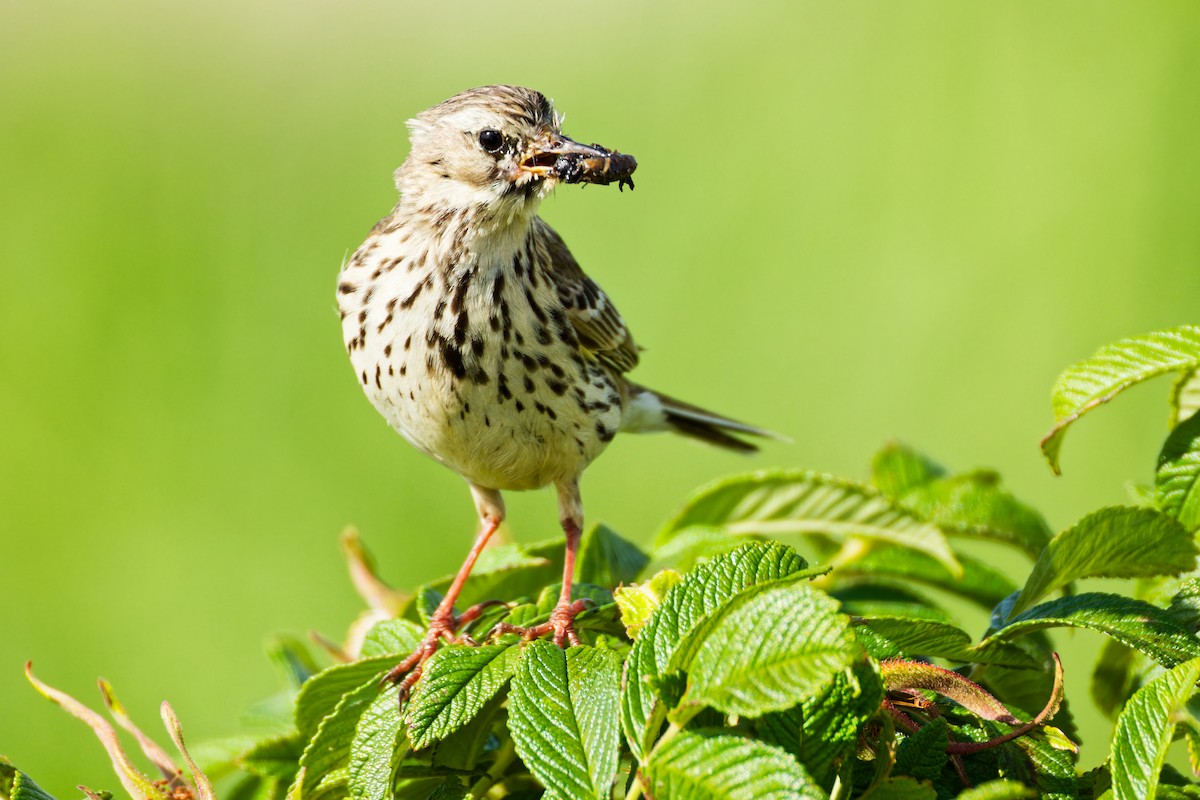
6, 324, 1200, 799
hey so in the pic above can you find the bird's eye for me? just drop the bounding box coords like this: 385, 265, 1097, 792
477, 129, 505, 155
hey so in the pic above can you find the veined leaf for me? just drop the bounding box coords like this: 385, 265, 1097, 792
867, 777, 938, 799
986, 593, 1200, 667
837, 546, 1017, 608
642, 729, 822, 800
671, 579, 860, 719
1004, 506, 1197, 620
0, 763, 57, 800
870, 441, 946, 500
859, 617, 1039, 668
894, 717, 948, 780
237, 733, 303, 780
656, 470, 961, 576
509, 642, 620, 800
1158, 412, 1200, 530
1042, 325, 1200, 472
614, 569, 682, 639
575, 523, 648, 587
1110, 658, 1200, 800
296, 678, 382, 796
1172, 367, 1200, 428
755, 657, 883, 786
348, 683, 408, 800
405, 644, 519, 749
956, 779, 1038, 800
621, 543, 810, 760
360, 619, 424, 659
293, 655, 398, 740
897, 471, 1052, 559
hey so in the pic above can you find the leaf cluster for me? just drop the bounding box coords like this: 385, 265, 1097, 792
7, 324, 1200, 799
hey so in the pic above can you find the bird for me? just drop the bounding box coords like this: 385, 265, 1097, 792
337, 85, 775, 691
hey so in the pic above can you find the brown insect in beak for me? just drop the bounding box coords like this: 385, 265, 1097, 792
520, 135, 637, 191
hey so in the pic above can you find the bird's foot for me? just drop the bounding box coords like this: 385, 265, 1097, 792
489, 599, 592, 647
382, 602, 505, 702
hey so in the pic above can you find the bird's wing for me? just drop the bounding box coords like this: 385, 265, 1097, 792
536, 220, 640, 374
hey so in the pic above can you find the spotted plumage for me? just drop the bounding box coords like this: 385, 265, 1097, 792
337, 85, 777, 691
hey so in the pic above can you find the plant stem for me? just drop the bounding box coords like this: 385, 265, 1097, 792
469, 737, 517, 799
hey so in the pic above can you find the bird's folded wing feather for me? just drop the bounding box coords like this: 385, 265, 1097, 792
537, 219, 640, 374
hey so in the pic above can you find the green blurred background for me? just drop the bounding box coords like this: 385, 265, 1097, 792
3, 0, 1199, 792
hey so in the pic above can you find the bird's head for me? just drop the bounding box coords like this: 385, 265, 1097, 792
396, 85, 635, 225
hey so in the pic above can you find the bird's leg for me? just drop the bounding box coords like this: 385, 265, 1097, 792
384, 486, 505, 699
491, 479, 587, 647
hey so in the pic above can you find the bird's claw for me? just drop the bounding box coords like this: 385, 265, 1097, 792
487, 598, 593, 647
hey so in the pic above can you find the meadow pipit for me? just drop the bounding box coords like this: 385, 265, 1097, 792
337, 85, 775, 692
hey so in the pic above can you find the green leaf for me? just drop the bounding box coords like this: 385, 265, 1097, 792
237, 733, 303, 780
858, 617, 1040, 668
1109, 658, 1200, 800
897, 471, 1053, 559
987, 593, 1200, 667
870, 441, 946, 499
755, 657, 883, 787
1005, 506, 1198, 620
647, 526, 760, 573
956, 780, 1038, 800
1042, 325, 1200, 472
671, 579, 860, 719
643, 729, 821, 800
509, 642, 621, 800
405, 644, 519, 749
296, 678, 383, 796
867, 777, 938, 800
894, 717, 948, 781
348, 683, 408, 800
621, 543, 810, 759
293, 655, 398, 740
1158, 411, 1200, 531
614, 569, 681, 639
575, 523, 649, 586
836, 546, 1018, 608
1172, 368, 1200, 428
0, 765, 57, 800
360, 619, 424, 659
657, 470, 961, 575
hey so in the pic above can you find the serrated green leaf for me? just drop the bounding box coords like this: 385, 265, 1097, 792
656, 470, 961, 575
621, 542, 810, 760
956, 779, 1038, 800
360, 619, 424, 659
897, 471, 1052, 559
1174, 368, 1200, 428
1092, 638, 1141, 718
671, 579, 860, 719
405, 644, 518, 749
1110, 658, 1200, 800
859, 617, 1040, 668
836, 546, 1017, 608
0, 768, 56, 800
871, 441, 946, 500
614, 569, 681, 639
575, 523, 649, 587
509, 642, 620, 800
755, 657, 883, 786
348, 683, 407, 800
1042, 325, 1200, 472
1158, 412, 1200, 531
1006, 506, 1198, 620
894, 717, 948, 781
647, 526, 759, 574
988, 593, 1200, 667
294, 655, 398, 740
643, 729, 821, 800
296, 678, 383, 797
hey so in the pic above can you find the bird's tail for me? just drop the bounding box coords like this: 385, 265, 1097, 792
620, 383, 787, 453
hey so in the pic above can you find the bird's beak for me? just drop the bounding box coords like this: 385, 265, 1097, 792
519, 134, 637, 190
